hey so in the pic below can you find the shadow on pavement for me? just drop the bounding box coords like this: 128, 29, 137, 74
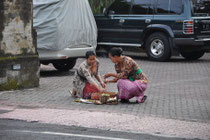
170, 56, 210, 63
40, 70, 75, 77
40, 53, 209, 77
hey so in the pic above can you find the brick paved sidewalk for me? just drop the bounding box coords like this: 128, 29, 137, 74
0, 53, 210, 139
1, 53, 210, 122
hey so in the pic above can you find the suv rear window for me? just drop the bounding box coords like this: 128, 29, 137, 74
192, 0, 210, 16
170, 0, 183, 14
155, 0, 183, 14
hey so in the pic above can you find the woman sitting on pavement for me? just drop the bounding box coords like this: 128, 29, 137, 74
71, 51, 106, 99
104, 47, 148, 103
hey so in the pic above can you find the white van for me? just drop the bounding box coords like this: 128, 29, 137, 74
33, 0, 97, 71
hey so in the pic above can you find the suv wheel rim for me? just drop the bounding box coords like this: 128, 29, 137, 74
150, 39, 164, 56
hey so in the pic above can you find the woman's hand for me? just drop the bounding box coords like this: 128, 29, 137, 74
99, 87, 106, 93
104, 77, 118, 84
104, 73, 113, 79
100, 82, 106, 88
104, 79, 109, 84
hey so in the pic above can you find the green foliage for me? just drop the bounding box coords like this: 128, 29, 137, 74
88, 0, 114, 14
0, 55, 39, 62
0, 56, 17, 61
0, 79, 34, 91
0, 80, 18, 91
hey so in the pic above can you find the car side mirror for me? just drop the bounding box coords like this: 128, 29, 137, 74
103, 8, 115, 16
108, 10, 115, 15
103, 8, 107, 15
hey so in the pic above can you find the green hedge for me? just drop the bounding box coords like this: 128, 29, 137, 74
88, 0, 114, 14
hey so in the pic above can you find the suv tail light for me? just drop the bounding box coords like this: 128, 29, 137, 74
183, 20, 194, 34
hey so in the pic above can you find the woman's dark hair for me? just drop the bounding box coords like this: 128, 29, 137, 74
109, 47, 123, 57
85, 51, 96, 59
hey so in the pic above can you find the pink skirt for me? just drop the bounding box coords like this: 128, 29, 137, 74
117, 79, 147, 103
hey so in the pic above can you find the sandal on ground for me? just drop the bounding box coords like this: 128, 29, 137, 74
136, 95, 147, 104
120, 99, 130, 103
68, 89, 78, 98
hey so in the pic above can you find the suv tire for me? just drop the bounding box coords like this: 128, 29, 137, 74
180, 51, 205, 60
53, 58, 77, 71
146, 32, 171, 61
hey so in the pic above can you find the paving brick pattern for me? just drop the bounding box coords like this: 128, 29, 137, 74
0, 53, 210, 123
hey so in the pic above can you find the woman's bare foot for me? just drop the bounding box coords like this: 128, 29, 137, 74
69, 89, 78, 98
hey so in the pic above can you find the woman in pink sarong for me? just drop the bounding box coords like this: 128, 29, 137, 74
104, 47, 148, 103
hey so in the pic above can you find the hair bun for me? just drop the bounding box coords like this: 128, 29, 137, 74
118, 48, 123, 55
109, 47, 123, 57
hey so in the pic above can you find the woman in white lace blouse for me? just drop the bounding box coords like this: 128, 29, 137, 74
71, 51, 106, 98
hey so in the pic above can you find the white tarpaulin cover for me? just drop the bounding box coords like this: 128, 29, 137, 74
33, 0, 97, 50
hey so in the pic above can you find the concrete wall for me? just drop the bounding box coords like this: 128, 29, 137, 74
0, 0, 39, 91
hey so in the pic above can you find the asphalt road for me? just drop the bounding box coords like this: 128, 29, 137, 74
0, 119, 199, 140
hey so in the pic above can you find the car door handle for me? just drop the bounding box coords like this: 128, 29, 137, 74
145, 19, 151, 23
119, 19, 125, 23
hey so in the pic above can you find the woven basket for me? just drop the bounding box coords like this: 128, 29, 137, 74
91, 92, 115, 100
99, 94, 110, 104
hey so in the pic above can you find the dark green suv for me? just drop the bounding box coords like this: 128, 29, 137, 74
94, 0, 210, 61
